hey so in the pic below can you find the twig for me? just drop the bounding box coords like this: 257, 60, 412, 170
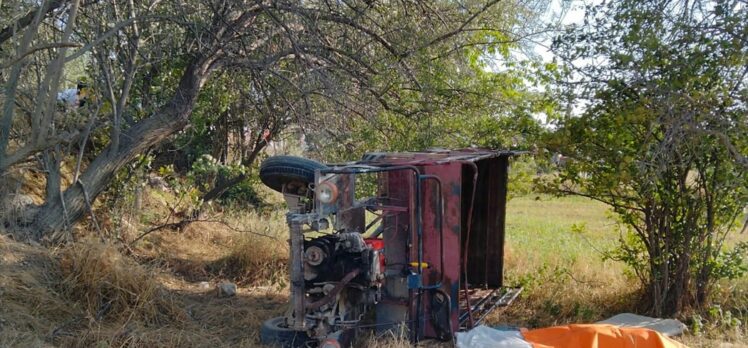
73, 103, 101, 183
0, 42, 83, 69
60, 188, 70, 235
130, 219, 192, 245
77, 179, 102, 238
64, 15, 155, 62
198, 219, 282, 241
130, 217, 281, 246
562, 269, 603, 286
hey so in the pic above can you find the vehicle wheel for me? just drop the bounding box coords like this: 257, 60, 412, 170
260, 317, 311, 347
259, 156, 328, 195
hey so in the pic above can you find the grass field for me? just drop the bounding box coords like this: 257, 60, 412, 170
493, 195, 747, 346
1, 190, 745, 347
494, 195, 634, 327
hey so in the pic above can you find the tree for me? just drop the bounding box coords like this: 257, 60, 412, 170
1, 0, 543, 239
549, 0, 748, 316
117, 0, 552, 208
310, 19, 553, 160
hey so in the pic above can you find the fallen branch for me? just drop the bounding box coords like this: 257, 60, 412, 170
130, 219, 192, 245
130, 217, 281, 246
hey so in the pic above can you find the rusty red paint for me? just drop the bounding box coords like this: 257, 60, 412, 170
366, 149, 516, 340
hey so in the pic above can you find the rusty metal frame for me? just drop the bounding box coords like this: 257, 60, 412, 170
283, 149, 521, 344
340, 149, 520, 341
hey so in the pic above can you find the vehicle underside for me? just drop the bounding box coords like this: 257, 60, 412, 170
258, 149, 522, 347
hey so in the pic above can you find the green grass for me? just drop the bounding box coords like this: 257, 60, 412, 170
490, 194, 747, 345
492, 195, 635, 327
505, 195, 618, 267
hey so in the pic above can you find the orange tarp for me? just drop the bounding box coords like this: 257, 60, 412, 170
521, 324, 687, 348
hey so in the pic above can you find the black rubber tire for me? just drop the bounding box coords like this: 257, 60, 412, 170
259, 156, 328, 194
260, 317, 311, 347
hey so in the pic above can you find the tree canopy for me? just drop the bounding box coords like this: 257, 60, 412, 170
0, 0, 549, 238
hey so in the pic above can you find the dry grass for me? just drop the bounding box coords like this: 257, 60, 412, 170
0, 179, 292, 347
58, 240, 186, 326
209, 232, 288, 286
0, 234, 75, 347
0, 231, 289, 347
488, 195, 747, 346
1, 188, 745, 347
355, 326, 451, 348
132, 209, 289, 287
489, 195, 638, 328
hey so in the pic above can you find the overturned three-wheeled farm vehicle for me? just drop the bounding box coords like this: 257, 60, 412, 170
258, 149, 522, 347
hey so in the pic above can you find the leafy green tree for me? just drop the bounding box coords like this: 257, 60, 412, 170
313, 26, 553, 161
0, 0, 549, 239
155, 0, 553, 205
549, 0, 748, 315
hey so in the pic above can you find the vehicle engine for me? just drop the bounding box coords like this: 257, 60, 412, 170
304, 233, 384, 288
288, 232, 386, 342
258, 151, 521, 348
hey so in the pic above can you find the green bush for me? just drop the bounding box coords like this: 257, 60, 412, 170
508, 155, 539, 198
187, 154, 263, 207
220, 175, 263, 207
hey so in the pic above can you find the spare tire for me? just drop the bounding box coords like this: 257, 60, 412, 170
259, 316, 311, 348
259, 155, 328, 194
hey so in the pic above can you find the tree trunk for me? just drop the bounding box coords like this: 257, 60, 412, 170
23, 56, 214, 239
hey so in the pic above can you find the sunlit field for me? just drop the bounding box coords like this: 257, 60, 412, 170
491, 195, 747, 347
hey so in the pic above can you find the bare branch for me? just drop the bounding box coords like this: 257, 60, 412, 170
0, 42, 82, 69
64, 15, 154, 62
0, 0, 66, 46
419, 0, 501, 50
131, 217, 281, 246
0, 0, 49, 168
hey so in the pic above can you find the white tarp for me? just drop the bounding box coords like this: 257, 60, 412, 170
456, 313, 686, 348
456, 325, 530, 348
597, 313, 687, 337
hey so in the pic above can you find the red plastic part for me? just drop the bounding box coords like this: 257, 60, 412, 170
364, 238, 386, 270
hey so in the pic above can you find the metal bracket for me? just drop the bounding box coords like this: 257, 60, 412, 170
407, 273, 422, 289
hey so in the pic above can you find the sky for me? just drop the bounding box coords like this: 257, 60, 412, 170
522, 0, 591, 125
534, 0, 588, 63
